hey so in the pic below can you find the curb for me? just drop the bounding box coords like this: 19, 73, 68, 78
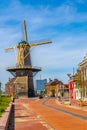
56, 99, 87, 111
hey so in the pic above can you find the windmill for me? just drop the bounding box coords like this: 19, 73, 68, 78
5, 20, 52, 97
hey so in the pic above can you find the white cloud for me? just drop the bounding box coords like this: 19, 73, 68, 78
31, 33, 87, 70
0, 0, 87, 30
31, 45, 84, 69
1, 0, 87, 87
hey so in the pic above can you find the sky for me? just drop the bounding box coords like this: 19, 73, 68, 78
0, 0, 87, 90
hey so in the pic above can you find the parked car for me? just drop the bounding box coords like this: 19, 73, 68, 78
39, 95, 43, 99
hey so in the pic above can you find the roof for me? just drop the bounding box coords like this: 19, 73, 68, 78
46, 79, 63, 86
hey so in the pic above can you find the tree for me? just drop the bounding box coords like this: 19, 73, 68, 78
40, 90, 44, 95
0, 82, 2, 96
75, 69, 84, 99
51, 89, 55, 97
40, 89, 47, 96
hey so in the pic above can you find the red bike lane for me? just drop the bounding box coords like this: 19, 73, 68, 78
14, 98, 54, 130
29, 98, 87, 130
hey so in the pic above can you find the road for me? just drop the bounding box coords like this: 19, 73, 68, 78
29, 97, 87, 130
14, 97, 87, 130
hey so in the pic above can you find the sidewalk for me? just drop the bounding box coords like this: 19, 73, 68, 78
14, 99, 54, 130
56, 98, 87, 111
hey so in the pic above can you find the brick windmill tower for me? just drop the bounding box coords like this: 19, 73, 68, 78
5, 20, 52, 97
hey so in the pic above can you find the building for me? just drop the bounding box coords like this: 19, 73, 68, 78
5, 76, 28, 98
68, 71, 82, 100
45, 79, 65, 97
78, 54, 87, 99
74, 54, 87, 100
14, 76, 28, 98
70, 54, 87, 100
36, 79, 47, 94
5, 78, 16, 96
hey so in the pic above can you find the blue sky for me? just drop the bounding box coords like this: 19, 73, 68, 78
0, 0, 87, 90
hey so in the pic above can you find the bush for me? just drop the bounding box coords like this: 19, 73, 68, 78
0, 96, 11, 116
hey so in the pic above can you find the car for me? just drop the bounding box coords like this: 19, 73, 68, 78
39, 95, 43, 99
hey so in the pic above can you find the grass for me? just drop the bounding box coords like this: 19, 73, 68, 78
0, 95, 11, 116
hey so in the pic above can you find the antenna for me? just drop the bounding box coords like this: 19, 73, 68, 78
23, 20, 28, 42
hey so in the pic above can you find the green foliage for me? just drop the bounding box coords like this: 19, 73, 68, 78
40, 89, 47, 96
0, 96, 11, 116
75, 73, 83, 89
0, 89, 2, 97
51, 89, 55, 97
40, 90, 44, 95
61, 92, 64, 97
51, 89, 55, 93
44, 89, 47, 94
0, 82, 2, 87
75, 70, 85, 99
0, 89, 2, 96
